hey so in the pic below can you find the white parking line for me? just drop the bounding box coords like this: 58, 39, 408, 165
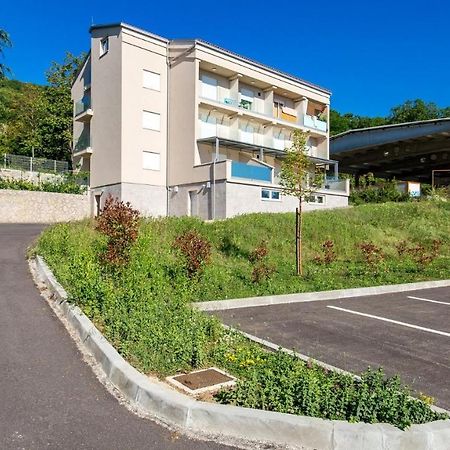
407, 296, 450, 306
327, 305, 450, 337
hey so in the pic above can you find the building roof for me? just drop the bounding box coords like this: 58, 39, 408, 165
89, 22, 331, 95
330, 118, 450, 182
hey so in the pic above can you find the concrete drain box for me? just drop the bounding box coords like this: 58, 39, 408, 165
166, 367, 236, 395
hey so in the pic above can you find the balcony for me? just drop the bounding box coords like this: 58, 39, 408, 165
231, 160, 273, 183
73, 135, 92, 157
322, 177, 350, 195
304, 114, 327, 132
74, 97, 93, 122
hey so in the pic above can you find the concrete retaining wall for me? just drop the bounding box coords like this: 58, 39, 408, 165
33, 256, 450, 450
0, 189, 90, 223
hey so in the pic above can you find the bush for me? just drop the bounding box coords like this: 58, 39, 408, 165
358, 241, 384, 268
249, 241, 275, 283
95, 195, 140, 267
173, 229, 211, 278
314, 240, 336, 265
216, 352, 447, 429
0, 175, 86, 194
395, 239, 442, 269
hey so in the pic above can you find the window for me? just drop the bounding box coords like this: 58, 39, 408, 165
261, 189, 281, 201
143, 70, 160, 91
306, 194, 325, 204
143, 151, 160, 170
271, 191, 280, 200
142, 111, 160, 131
240, 88, 254, 110
100, 37, 109, 57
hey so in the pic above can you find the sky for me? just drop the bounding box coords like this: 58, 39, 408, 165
2, 0, 450, 117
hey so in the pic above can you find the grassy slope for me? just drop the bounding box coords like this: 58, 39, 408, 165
38, 201, 450, 303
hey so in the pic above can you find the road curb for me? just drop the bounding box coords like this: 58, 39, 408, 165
195, 280, 450, 311
33, 256, 450, 449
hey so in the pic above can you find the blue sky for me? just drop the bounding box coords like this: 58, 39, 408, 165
2, 0, 449, 116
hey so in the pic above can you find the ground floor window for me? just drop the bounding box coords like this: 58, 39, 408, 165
305, 194, 325, 204
261, 189, 281, 201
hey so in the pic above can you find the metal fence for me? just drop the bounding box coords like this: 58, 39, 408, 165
1, 154, 69, 174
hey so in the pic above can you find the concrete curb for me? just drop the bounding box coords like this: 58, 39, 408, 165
34, 256, 450, 449
195, 279, 450, 311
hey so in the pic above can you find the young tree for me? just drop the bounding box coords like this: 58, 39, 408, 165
0, 29, 12, 79
279, 130, 324, 276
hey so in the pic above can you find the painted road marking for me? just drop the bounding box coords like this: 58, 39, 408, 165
407, 296, 450, 306
327, 305, 450, 338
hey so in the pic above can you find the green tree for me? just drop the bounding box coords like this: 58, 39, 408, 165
330, 110, 386, 136
39, 52, 86, 161
388, 99, 443, 123
0, 29, 12, 79
10, 85, 46, 155
280, 130, 324, 276
0, 80, 45, 155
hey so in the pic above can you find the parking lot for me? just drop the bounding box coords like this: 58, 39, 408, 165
213, 286, 450, 410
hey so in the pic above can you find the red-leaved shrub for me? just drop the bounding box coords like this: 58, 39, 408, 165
95, 195, 140, 267
173, 230, 212, 277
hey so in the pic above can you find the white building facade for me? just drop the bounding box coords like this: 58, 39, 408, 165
72, 23, 349, 219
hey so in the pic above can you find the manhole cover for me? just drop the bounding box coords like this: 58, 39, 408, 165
166, 367, 236, 394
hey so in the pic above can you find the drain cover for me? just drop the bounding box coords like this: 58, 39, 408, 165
166, 367, 236, 394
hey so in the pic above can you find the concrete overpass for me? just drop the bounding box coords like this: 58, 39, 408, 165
330, 118, 450, 184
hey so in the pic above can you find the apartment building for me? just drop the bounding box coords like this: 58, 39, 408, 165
72, 23, 349, 218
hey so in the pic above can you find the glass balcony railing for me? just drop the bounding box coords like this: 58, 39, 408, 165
231, 161, 272, 182
304, 114, 327, 132
74, 97, 92, 116
74, 135, 91, 153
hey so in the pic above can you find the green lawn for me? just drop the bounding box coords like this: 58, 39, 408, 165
33, 201, 450, 428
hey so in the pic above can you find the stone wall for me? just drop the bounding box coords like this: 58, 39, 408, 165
0, 190, 90, 223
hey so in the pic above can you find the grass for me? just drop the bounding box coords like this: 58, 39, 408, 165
33, 201, 450, 428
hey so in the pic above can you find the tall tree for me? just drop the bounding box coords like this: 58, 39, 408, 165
0, 29, 12, 79
388, 99, 443, 123
39, 52, 86, 161
280, 130, 324, 276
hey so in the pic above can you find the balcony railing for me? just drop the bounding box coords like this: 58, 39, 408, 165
323, 178, 350, 194
74, 135, 91, 153
75, 97, 92, 117
231, 161, 272, 183
304, 114, 327, 132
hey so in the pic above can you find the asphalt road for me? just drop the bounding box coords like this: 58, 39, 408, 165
213, 287, 450, 410
0, 224, 236, 450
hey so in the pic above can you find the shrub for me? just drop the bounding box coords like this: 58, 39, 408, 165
314, 240, 336, 265
0, 175, 86, 194
216, 352, 447, 429
395, 239, 442, 269
95, 195, 140, 267
248, 241, 275, 283
173, 229, 211, 278
358, 242, 384, 267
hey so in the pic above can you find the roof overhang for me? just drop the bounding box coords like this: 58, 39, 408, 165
329, 119, 450, 181
198, 136, 337, 165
